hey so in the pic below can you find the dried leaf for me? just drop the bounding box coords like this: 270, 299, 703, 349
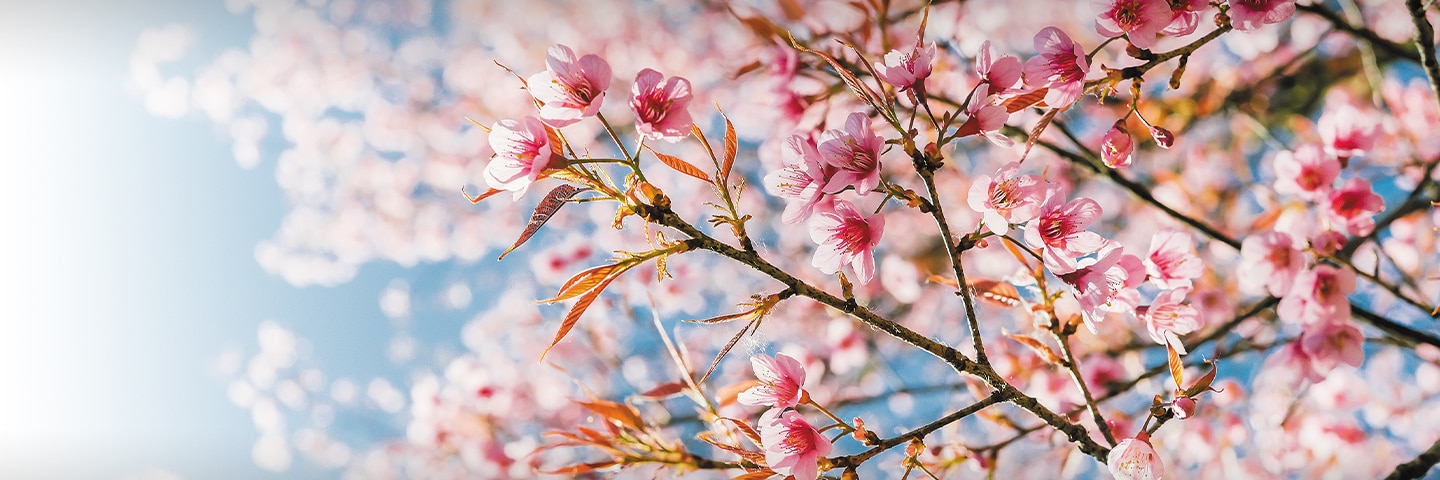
721, 111, 738, 186
577, 399, 646, 431
1005, 332, 1062, 365
1002, 88, 1049, 113
462, 185, 507, 204
639, 382, 688, 400
787, 33, 884, 113
699, 319, 757, 384
968, 279, 1022, 307
697, 432, 768, 465
540, 274, 619, 360
539, 263, 624, 304
647, 146, 711, 182
499, 185, 589, 260
720, 416, 764, 448
686, 309, 756, 325
1167, 341, 1184, 391
953, 116, 980, 138
1019, 107, 1064, 164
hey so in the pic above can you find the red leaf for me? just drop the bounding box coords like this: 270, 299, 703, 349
537, 461, 618, 475
647, 146, 711, 182
787, 33, 884, 114
577, 399, 646, 431
1183, 361, 1218, 398
1167, 341, 1184, 391
540, 263, 624, 304
691, 123, 718, 161
699, 319, 757, 384
1019, 106, 1064, 164
499, 184, 589, 260
462, 185, 506, 204
927, 274, 960, 288
639, 382, 687, 400
731, 470, 777, 480
1002, 88, 1049, 113
1005, 332, 1062, 365
721, 111, 738, 185
540, 274, 620, 360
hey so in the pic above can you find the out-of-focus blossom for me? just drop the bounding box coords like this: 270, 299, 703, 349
630, 68, 694, 142
738, 353, 808, 409
1272, 145, 1339, 200
1023, 188, 1106, 268
1162, 0, 1211, 36
1300, 320, 1365, 373
1325, 178, 1384, 237
1094, 0, 1172, 49
977, 40, 1023, 93
1227, 0, 1296, 33
1024, 27, 1091, 107
1107, 432, 1164, 479
1139, 286, 1203, 353
1100, 120, 1135, 168
808, 199, 885, 285
1318, 103, 1380, 159
485, 117, 561, 199
759, 409, 832, 480
818, 112, 885, 196
826, 319, 869, 375
1311, 230, 1346, 257
528, 44, 611, 128
764, 133, 831, 224
968, 161, 1047, 235
1144, 229, 1203, 289
1054, 243, 1145, 331
1278, 264, 1355, 325
1238, 230, 1306, 297
873, 41, 936, 91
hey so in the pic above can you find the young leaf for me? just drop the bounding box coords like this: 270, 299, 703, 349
638, 382, 687, 400
732, 471, 779, 480
721, 111, 738, 185
699, 318, 758, 384
646, 146, 711, 182
540, 274, 620, 360
1002, 88, 1048, 113
1005, 332, 1062, 365
539, 263, 625, 304
719, 416, 765, 448
691, 123, 718, 162
1183, 361, 1219, 398
968, 279, 1023, 307
537, 461, 619, 475
716, 379, 761, 408
577, 399, 646, 431
1167, 340, 1184, 391
462, 185, 507, 204
1019, 106, 1065, 164
499, 185, 590, 260
787, 33, 885, 115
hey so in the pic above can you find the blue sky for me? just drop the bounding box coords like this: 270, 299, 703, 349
0, 2, 464, 477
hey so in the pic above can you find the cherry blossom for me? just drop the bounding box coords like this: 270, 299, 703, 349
1227, 0, 1297, 33
1162, 0, 1211, 36
1094, 0, 1173, 50
1238, 230, 1306, 297
1277, 264, 1356, 325
818, 112, 885, 196
527, 44, 611, 128
738, 353, 808, 409
1272, 145, 1339, 201
1325, 177, 1384, 237
1100, 120, 1135, 168
1144, 229, 1203, 289
1300, 320, 1365, 374
1139, 286, 1203, 354
808, 198, 885, 285
485, 117, 561, 199
977, 40, 1023, 93
1107, 431, 1165, 480
630, 68, 694, 142
1023, 188, 1106, 269
873, 41, 936, 91
759, 409, 832, 480
967, 161, 1046, 235
764, 133, 831, 224
1024, 27, 1091, 107
1318, 103, 1380, 159
1054, 243, 1145, 331
968, 85, 1015, 147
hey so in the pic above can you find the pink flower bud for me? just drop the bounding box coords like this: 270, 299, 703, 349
1311, 230, 1346, 257
1149, 126, 1175, 149
1170, 396, 1197, 420
1100, 120, 1134, 168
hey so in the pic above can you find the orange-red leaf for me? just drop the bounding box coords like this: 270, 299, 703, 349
953, 116, 980, 138
927, 274, 960, 288
968, 279, 1023, 307
540, 263, 623, 304
716, 379, 760, 408
462, 185, 507, 204
639, 382, 688, 400
1003, 88, 1049, 113
537, 461, 618, 475
499, 184, 589, 260
691, 123, 718, 161
647, 146, 711, 182
1167, 341, 1184, 391
720, 416, 764, 448
1019, 106, 1064, 164
721, 111, 738, 185
731, 470, 777, 480
1183, 361, 1218, 398
540, 274, 619, 360
1006, 332, 1062, 365
577, 399, 645, 431
788, 33, 884, 113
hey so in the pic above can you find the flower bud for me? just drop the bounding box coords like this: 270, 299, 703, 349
1100, 120, 1135, 168
1170, 396, 1197, 420
1150, 126, 1175, 149
1311, 230, 1346, 257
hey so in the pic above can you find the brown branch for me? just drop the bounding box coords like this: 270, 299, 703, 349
826, 394, 1006, 470
1385, 434, 1440, 479
915, 153, 990, 364
1054, 332, 1118, 447
1296, 3, 1421, 63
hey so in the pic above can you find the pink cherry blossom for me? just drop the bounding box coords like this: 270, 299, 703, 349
1024, 27, 1091, 107
967, 161, 1047, 235
808, 199, 885, 285
818, 112, 885, 196
630, 68, 694, 142
873, 41, 936, 91
1100, 120, 1135, 168
1325, 177, 1384, 237
758, 409, 832, 480
764, 134, 831, 224
1138, 286, 1203, 354
1144, 229, 1203, 289
1269, 340, 1325, 385
968, 85, 1015, 147
1107, 431, 1164, 480
1094, 0, 1173, 50
1272, 145, 1339, 201
1277, 264, 1355, 325
1237, 230, 1305, 297
527, 44, 611, 128
1054, 243, 1145, 331
1300, 320, 1365, 373
1023, 188, 1106, 268
1311, 230, 1346, 257
1227, 0, 1297, 33
485, 117, 561, 199
1162, 0, 1211, 36
1318, 103, 1380, 158
977, 40, 1023, 93
738, 353, 808, 409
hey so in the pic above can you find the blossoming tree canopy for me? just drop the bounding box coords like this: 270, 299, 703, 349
146, 0, 1440, 478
